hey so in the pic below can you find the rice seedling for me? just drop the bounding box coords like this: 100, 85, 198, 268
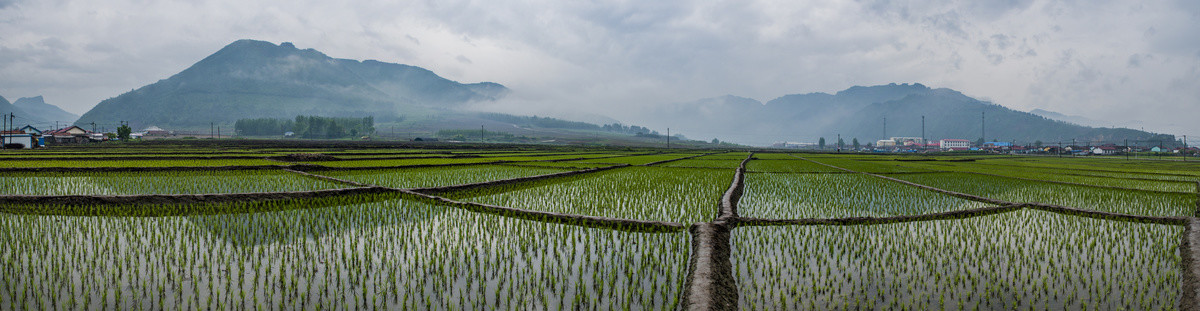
315, 165, 572, 189
891, 172, 1196, 217
0, 170, 347, 195
0, 159, 283, 168
740, 173, 991, 218
0, 196, 688, 310
731, 209, 1182, 310
450, 166, 733, 224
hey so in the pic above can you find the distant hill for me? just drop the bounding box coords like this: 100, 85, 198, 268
643, 83, 1174, 146
13, 96, 79, 125
1028, 109, 1109, 128
75, 39, 508, 129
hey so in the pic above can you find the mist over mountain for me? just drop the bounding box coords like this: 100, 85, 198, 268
642, 83, 1174, 146
75, 40, 508, 129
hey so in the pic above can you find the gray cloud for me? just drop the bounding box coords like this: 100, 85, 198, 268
0, 0, 1196, 137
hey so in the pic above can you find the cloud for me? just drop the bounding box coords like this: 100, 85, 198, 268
0, 0, 1196, 137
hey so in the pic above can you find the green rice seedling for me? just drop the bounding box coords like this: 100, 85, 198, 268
316, 165, 572, 189
0, 196, 688, 310
740, 173, 991, 218
0, 159, 283, 168
0, 170, 346, 195
450, 166, 733, 224
745, 159, 846, 173
892, 172, 1196, 217
731, 209, 1181, 309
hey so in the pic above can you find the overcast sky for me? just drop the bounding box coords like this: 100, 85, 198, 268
1, 0, 1197, 135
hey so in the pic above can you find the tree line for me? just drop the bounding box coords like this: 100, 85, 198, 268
235, 115, 374, 139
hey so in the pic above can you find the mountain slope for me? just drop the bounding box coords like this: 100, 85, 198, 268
13, 96, 79, 124
644, 83, 1173, 146
75, 40, 508, 129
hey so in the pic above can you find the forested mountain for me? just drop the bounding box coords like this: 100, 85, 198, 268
75, 40, 508, 129
643, 83, 1174, 146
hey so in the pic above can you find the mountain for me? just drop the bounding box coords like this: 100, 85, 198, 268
75, 39, 508, 129
13, 96, 79, 124
1028, 109, 1108, 128
642, 83, 1174, 146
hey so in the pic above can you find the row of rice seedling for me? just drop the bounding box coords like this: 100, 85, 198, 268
450, 167, 733, 224
891, 172, 1197, 217
0, 170, 347, 195
739, 173, 991, 219
657, 159, 743, 169
571, 153, 703, 165
0, 159, 285, 168
0, 196, 689, 310
983, 158, 1200, 177
300, 157, 508, 168
798, 156, 934, 173
889, 160, 1196, 193
0, 153, 283, 159
731, 209, 1181, 310
745, 159, 846, 173
499, 162, 617, 169
314, 165, 573, 189
304, 153, 623, 168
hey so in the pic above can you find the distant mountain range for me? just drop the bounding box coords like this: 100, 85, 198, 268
638, 83, 1174, 146
0, 95, 79, 129
75, 39, 508, 129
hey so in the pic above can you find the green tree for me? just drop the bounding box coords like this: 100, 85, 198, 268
975, 137, 985, 146
1034, 140, 1044, 147
852, 138, 860, 150
818, 137, 826, 149
711, 138, 720, 144
117, 124, 132, 140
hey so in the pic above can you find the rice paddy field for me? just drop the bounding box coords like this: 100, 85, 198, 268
2, 143, 1199, 310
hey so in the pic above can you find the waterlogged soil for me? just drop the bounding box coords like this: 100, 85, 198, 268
0, 198, 689, 310
731, 209, 1182, 310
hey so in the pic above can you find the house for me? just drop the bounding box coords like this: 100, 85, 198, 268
19, 125, 42, 136
1, 130, 36, 149
42, 126, 93, 144
1091, 145, 1120, 155
939, 139, 971, 150
141, 126, 170, 137
876, 140, 897, 147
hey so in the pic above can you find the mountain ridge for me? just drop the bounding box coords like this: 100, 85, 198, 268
641, 83, 1174, 146
75, 39, 508, 129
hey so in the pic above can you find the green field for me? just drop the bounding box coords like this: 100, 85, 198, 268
1, 144, 1197, 309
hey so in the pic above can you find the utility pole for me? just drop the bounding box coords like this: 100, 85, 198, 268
921, 115, 926, 152
90, 122, 96, 133
1072, 138, 1076, 157
667, 128, 671, 149
1125, 138, 1129, 161
1058, 142, 1062, 158
217, 126, 221, 139
481, 125, 485, 143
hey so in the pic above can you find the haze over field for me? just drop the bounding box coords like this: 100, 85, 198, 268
1, 0, 1197, 144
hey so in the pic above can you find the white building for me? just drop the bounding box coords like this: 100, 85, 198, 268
876, 140, 896, 147
939, 139, 971, 150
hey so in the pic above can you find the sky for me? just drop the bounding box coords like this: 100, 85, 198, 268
0, 0, 1197, 136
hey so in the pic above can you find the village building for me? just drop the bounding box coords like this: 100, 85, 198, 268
42, 126, 94, 144
939, 139, 971, 150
